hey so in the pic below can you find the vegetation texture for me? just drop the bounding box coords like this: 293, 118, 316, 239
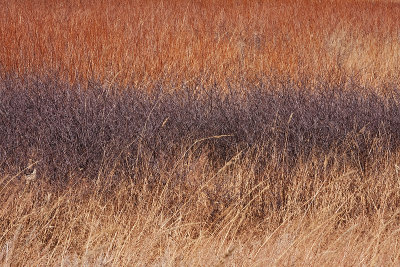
1, 0, 400, 266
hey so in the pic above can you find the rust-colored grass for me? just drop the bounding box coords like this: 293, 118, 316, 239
1, 0, 400, 89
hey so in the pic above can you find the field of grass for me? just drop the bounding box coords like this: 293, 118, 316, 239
2, 0, 400, 266
1, 0, 400, 89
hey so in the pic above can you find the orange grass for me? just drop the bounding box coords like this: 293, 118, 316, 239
1, 0, 400, 89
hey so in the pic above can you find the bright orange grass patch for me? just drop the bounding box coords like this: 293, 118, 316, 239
0, 0, 399, 90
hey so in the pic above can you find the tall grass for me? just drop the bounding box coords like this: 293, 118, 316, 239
2, 76, 400, 265
2, 0, 400, 265
1, 0, 400, 88
2, 152, 400, 265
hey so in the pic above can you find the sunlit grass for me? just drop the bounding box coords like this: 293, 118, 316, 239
1, 0, 399, 89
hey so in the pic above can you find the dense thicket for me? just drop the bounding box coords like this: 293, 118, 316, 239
1, 76, 400, 181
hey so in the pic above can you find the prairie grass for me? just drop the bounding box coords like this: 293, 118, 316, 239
2, 76, 400, 265
1, 0, 400, 89
2, 137, 400, 265
2, 0, 400, 266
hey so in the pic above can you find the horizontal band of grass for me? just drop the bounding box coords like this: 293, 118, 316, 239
1, 0, 400, 88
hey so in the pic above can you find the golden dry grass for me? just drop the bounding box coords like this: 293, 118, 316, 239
2, 149, 400, 266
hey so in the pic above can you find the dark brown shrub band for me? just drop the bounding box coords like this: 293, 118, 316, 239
1, 76, 400, 181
